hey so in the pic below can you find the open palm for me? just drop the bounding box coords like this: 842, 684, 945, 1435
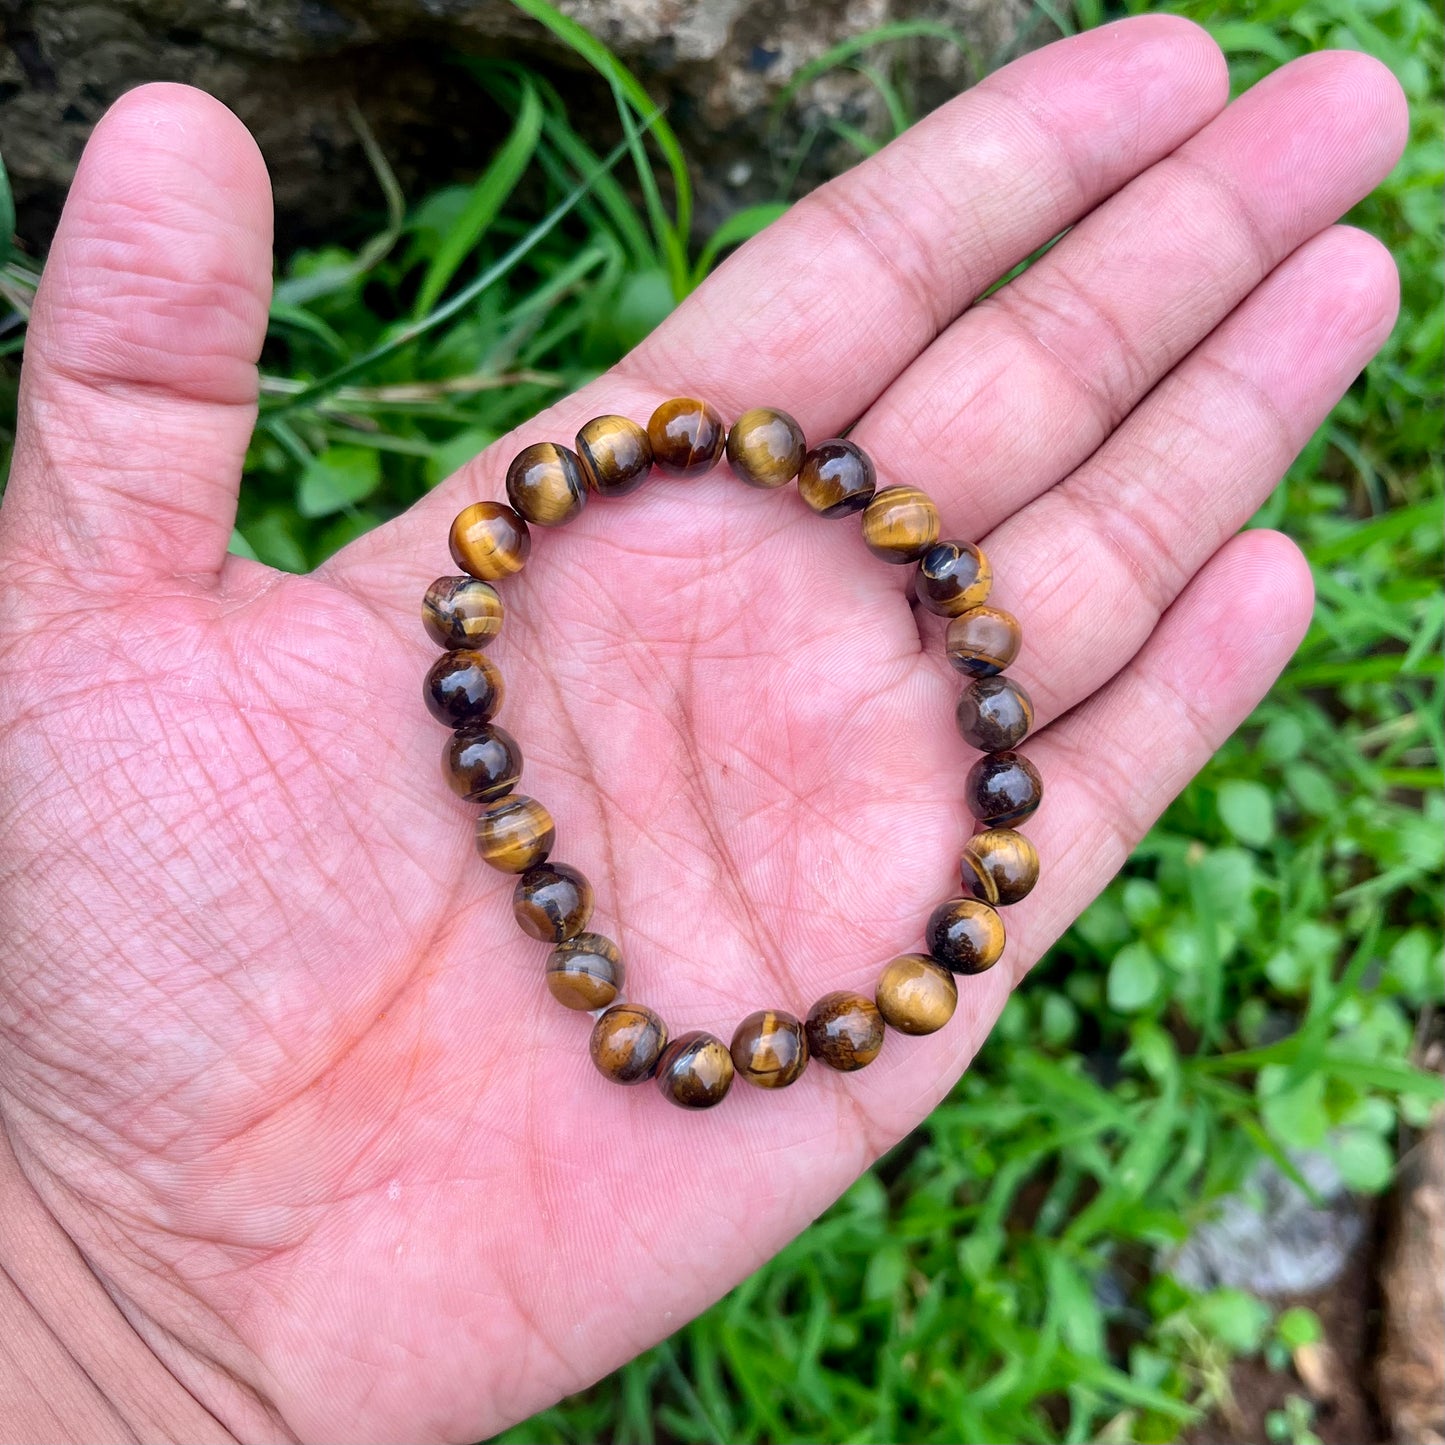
0, 19, 1405, 1443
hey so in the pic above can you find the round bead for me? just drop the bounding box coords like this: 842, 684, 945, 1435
797, 439, 876, 517
475, 794, 555, 874
804, 991, 884, 1072
945, 605, 1021, 677
875, 954, 958, 1035
546, 932, 624, 1011
576, 415, 653, 497
424, 649, 504, 728
726, 407, 806, 489
444, 723, 522, 803
916, 540, 992, 617
861, 485, 940, 563
966, 750, 1043, 826
956, 675, 1034, 752
960, 828, 1039, 906
513, 861, 593, 942
655, 1031, 735, 1109
422, 575, 504, 650
926, 897, 1006, 975
648, 397, 725, 478
505, 442, 587, 527
448, 503, 531, 582
590, 1003, 668, 1084
730, 1010, 808, 1089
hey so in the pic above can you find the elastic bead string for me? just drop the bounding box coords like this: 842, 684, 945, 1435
423, 400, 1043, 1111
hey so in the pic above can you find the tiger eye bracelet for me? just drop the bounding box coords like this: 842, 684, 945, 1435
423, 398, 1042, 1111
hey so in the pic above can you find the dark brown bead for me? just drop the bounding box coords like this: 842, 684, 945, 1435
804, 991, 884, 1072
648, 397, 725, 478
422, 575, 504, 650
861, 485, 940, 563
505, 442, 588, 527
960, 828, 1039, 907
513, 861, 593, 942
448, 503, 531, 582
916, 540, 992, 617
444, 723, 522, 803
956, 675, 1034, 752
875, 954, 958, 1035
475, 794, 554, 874
926, 896, 1006, 975
945, 605, 1022, 677
730, 1010, 808, 1089
576, 415, 653, 497
797, 439, 876, 517
655, 1031, 735, 1109
546, 932, 624, 1010
590, 1003, 668, 1084
726, 408, 806, 489
424, 650, 503, 728
966, 750, 1043, 826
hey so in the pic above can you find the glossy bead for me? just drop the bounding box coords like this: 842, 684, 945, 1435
966, 750, 1043, 826
926, 896, 1006, 975
546, 932, 624, 1010
448, 503, 531, 581
444, 723, 522, 803
804, 991, 884, 1072
916, 540, 992, 617
513, 861, 593, 942
956, 675, 1034, 752
861, 485, 940, 563
590, 1003, 668, 1084
730, 1010, 808, 1089
960, 828, 1039, 906
424, 649, 503, 728
945, 605, 1021, 677
797, 439, 876, 517
422, 575, 503, 650
726, 407, 806, 489
576, 414, 653, 497
475, 794, 554, 874
655, 1031, 735, 1109
875, 954, 958, 1035
648, 397, 725, 478
505, 442, 587, 527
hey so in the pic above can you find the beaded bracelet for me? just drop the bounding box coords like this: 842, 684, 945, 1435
421, 399, 1041, 1110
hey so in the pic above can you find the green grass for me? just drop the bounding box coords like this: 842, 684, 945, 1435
0, 0, 1440, 1439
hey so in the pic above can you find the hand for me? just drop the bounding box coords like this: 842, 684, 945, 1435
0, 18, 1405, 1443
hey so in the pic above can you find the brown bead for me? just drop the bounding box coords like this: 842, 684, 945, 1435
916, 540, 992, 617
966, 750, 1043, 827
648, 397, 725, 478
956, 675, 1034, 752
513, 861, 593, 943
444, 723, 522, 803
448, 503, 531, 582
726, 407, 806, 489
861, 485, 940, 563
505, 442, 588, 527
730, 1010, 808, 1089
475, 794, 554, 874
945, 605, 1021, 677
875, 954, 958, 1035
422, 575, 504, 650
926, 897, 1006, 975
960, 828, 1039, 907
590, 1003, 668, 1084
576, 415, 653, 497
797, 439, 876, 517
546, 932, 624, 1010
655, 1031, 735, 1109
804, 991, 884, 1072
424, 649, 504, 728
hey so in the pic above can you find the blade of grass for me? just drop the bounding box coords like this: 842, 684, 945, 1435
0, 149, 14, 268
693, 203, 789, 283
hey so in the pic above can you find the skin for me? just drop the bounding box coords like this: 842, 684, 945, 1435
0, 18, 1406, 1444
